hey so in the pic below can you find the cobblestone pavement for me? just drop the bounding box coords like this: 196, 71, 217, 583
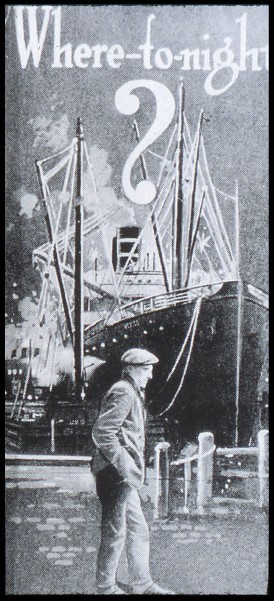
5, 464, 268, 595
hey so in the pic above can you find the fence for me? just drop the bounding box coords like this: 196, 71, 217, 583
152, 430, 269, 518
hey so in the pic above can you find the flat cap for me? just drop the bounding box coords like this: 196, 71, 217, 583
121, 348, 159, 365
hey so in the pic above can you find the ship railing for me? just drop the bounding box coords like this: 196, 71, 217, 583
85, 279, 234, 335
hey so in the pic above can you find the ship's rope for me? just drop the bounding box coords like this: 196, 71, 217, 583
156, 295, 202, 416
36, 204, 118, 258
63, 149, 77, 266
171, 442, 216, 513
214, 186, 237, 202
83, 141, 122, 308
45, 180, 56, 222
46, 199, 64, 268
38, 139, 76, 165
62, 146, 74, 193
43, 153, 72, 183
156, 123, 177, 188
183, 116, 234, 273
200, 136, 235, 261
150, 296, 201, 404
166, 296, 202, 383
154, 174, 176, 227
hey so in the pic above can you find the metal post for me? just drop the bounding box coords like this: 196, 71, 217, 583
153, 441, 170, 519
51, 418, 55, 454
172, 81, 185, 290
183, 460, 191, 514
162, 445, 170, 517
258, 429, 269, 508
154, 446, 160, 519
197, 432, 214, 512
74, 117, 85, 404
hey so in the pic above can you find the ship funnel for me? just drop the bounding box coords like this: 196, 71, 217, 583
112, 226, 141, 272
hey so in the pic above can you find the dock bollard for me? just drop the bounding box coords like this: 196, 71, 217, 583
197, 432, 214, 513
153, 441, 170, 519
258, 429, 269, 508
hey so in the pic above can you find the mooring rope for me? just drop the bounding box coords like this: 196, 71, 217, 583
155, 296, 202, 416
171, 444, 216, 467
166, 296, 202, 383
171, 443, 216, 513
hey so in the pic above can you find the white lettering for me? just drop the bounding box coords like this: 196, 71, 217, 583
107, 44, 125, 68
180, 49, 201, 70
74, 44, 92, 68
204, 37, 239, 96
201, 49, 211, 71
260, 45, 269, 71
139, 14, 155, 70
14, 5, 52, 68
52, 7, 72, 68
155, 47, 173, 69
236, 13, 262, 72
91, 44, 108, 68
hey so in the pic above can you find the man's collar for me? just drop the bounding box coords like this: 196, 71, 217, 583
123, 372, 145, 401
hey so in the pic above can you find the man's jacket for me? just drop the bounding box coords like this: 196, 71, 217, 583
91, 376, 145, 489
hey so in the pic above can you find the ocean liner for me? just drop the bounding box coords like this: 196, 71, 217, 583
5, 83, 268, 454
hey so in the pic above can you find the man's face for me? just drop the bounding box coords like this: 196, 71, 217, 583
130, 364, 154, 389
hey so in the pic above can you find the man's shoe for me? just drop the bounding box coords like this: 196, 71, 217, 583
97, 585, 127, 594
143, 583, 175, 594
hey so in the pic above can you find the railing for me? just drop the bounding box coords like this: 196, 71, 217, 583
152, 429, 269, 518
85, 279, 230, 335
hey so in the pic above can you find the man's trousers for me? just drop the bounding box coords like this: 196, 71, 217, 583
95, 464, 153, 594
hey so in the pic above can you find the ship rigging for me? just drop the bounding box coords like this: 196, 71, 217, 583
6, 82, 268, 452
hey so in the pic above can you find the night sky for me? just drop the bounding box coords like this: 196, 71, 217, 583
5, 5, 268, 321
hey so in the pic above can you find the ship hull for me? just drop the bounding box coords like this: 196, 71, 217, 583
85, 281, 268, 447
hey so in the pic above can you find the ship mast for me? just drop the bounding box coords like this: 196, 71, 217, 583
171, 81, 185, 290
74, 117, 84, 402
184, 109, 204, 288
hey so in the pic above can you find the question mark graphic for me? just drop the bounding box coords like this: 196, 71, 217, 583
115, 79, 175, 205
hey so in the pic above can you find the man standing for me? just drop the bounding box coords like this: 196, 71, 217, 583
91, 348, 175, 595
